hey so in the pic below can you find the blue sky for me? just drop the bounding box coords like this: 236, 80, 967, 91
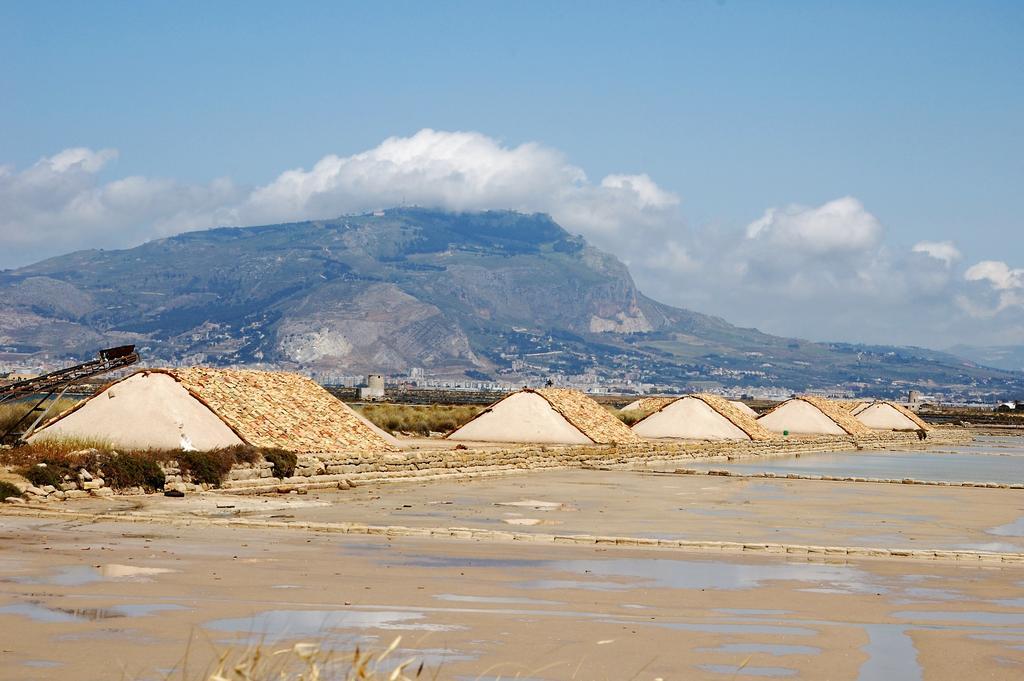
2, 1, 1023, 348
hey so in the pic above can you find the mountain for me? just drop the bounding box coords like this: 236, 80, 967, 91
2, 208, 1022, 398
947, 345, 1024, 373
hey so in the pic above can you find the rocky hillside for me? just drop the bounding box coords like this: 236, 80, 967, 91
2, 208, 1022, 396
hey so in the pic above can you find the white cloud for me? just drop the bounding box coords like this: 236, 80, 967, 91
744, 197, 882, 254
965, 260, 1024, 291
0, 148, 241, 265
960, 260, 1024, 319
912, 240, 962, 266
242, 129, 587, 223
2, 131, 1022, 348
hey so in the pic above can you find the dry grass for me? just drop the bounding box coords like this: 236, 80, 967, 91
0, 397, 79, 434
607, 405, 653, 427
197, 637, 425, 681
357, 404, 483, 436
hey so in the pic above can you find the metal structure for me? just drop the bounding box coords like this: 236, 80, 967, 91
0, 345, 139, 443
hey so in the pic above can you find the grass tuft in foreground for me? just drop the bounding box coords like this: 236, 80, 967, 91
201, 637, 424, 681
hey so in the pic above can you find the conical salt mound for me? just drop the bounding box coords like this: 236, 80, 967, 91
448, 388, 639, 445
757, 396, 873, 436
632, 394, 775, 441
853, 401, 931, 431
29, 368, 401, 453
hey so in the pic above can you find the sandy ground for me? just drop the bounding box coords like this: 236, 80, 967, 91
48, 467, 1024, 554
3, 439, 1024, 680
2, 514, 1024, 681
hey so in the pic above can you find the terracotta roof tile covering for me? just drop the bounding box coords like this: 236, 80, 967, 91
623, 396, 677, 413
867, 400, 932, 431
834, 400, 868, 413
688, 394, 777, 441
161, 368, 399, 453
764, 396, 874, 437
533, 388, 640, 444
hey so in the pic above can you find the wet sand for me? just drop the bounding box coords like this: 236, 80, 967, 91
2, 515, 1024, 681
3, 436, 1024, 680
56, 466, 1024, 554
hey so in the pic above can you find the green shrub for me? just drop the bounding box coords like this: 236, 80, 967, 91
20, 463, 64, 488
176, 449, 236, 486
216, 444, 261, 465
263, 449, 298, 478
0, 480, 23, 499
101, 452, 165, 491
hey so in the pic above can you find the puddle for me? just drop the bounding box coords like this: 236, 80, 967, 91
23, 660, 63, 668
893, 610, 1024, 626
394, 647, 474, 667
893, 587, 963, 604
395, 552, 880, 594
10, 564, 174, 586
989, 516, 1024, 537
681, 450, 1024, 484
650, 621, 819, 636
495, 499, 571, 511
536, 558, 876, 593
10, 566, 105, 586
715, 609, 792, 616
698, 643, 820, 656
857, 624, 921, 681
435, 594, 562, 605
953, 541, 1024, 553
516, 579, 635, 592
0, 602, 185, 623
205, 609, 462, 643
0, 604, 84, 623
698, 664, 797, 677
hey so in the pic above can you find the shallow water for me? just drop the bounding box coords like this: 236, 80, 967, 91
857, 624, 922, 681
536, 558, 876, 593
698, 663, 797, 677
989, 516, 1024, 537
0, 602, 184, 623
434, 594, 562, 605
682, 448, 1024, 483
9, 566, 105, 587
698, 642, 821, 656
205, 608, 463, 643
8, 564, 173, 586
892, 610, 1024, 626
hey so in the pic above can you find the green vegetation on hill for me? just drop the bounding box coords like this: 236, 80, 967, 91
2, 208, 1022, 396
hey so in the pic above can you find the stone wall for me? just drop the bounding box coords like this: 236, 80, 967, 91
219, 428, 972, 494
2, 427, 974, 501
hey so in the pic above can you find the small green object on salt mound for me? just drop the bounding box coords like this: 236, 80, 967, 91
783, 430, 789, 436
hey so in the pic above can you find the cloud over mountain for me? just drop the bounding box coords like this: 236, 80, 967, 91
2, 130, 1021, 348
